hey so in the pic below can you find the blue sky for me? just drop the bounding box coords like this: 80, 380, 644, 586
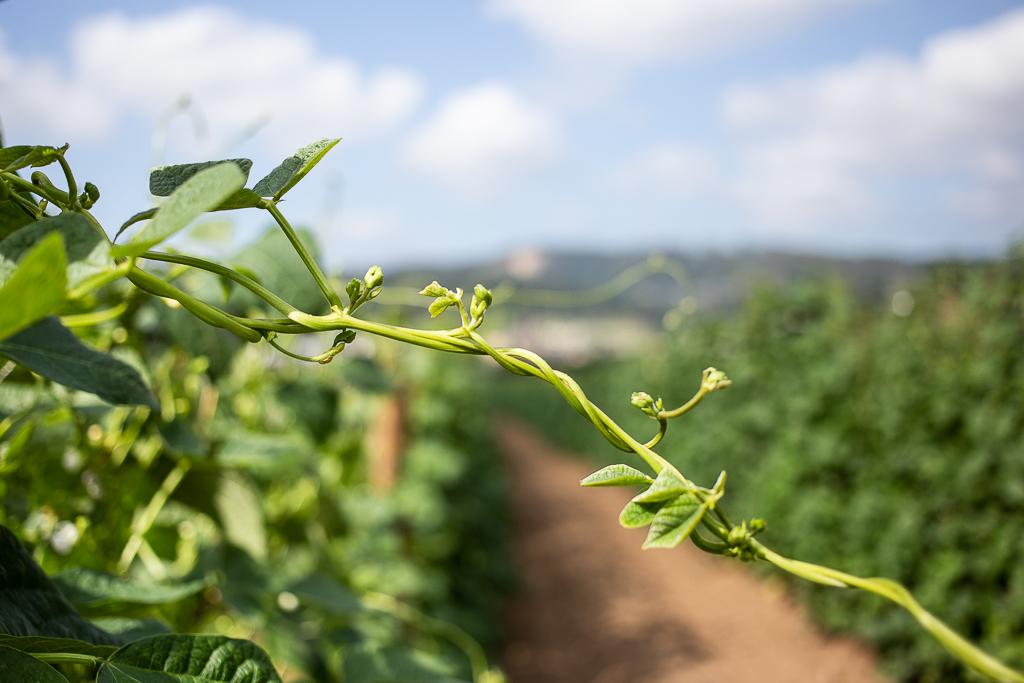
2, 0, 1022, 270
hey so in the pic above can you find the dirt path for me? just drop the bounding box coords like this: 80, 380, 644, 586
496, 421, 888, 683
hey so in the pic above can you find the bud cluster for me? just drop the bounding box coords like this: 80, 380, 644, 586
346, 265, 385, 312
630, 391, 664, 418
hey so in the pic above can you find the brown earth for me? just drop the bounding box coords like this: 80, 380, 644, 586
496, 420, 889, 683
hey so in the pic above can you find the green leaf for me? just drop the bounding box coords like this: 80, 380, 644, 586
0, 645, 69, 683
581, 464, 653, 487
97, 635, 282, 683
0, 212, 112, 289
618, 499, 665, 529
428, 296, 454, 318
115, 163, 246, 258
251, 138, 340, 199
52, 568, 208, 608
0, 317, 158, 408
215, 188, 264, 210
0, 200, 37, 239
630, 468, 690, 504
149, 159, 252, 196
0, 232, 66, 341
0, 526, 120, 645
0, 635, 116, 658
0, 145, 59, 172
642, 495, 706, 549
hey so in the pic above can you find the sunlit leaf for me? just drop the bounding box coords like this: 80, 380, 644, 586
642, 495, 705, 549
0, 232, 66, 341
115, 163, 246, 257
581, 464, 653, 487
251, 138, 340, 199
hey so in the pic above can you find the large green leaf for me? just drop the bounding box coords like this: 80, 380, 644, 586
0, 145, 59, 172
96, 635, 282, 683
580, 464, 653, 487
149, 159, 252, 196
53, 568, 208, 609
0, 526, 119, 645
0, 317, 157, 408
115, 163, 246, 258
642, 495, 706, 549
0, 212, 112, 289
251, 138, 340, 199
0, 232, 66, 341
0, 645, 69, 683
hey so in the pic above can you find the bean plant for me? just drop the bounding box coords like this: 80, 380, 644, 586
0, 139, 1021, 682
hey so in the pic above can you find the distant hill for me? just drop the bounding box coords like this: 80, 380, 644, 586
392, 248, 956, 318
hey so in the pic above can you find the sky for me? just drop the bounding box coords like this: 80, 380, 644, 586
1, 0, 1023, 270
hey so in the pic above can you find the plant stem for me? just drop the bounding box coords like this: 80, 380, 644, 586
753, 540, 1024, 683
139, 251, 296, 315
264, 202, 343, 310
32, 652, 100, 666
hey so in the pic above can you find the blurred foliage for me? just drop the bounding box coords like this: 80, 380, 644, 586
500, 257, 1024, 682
0, 228, 512, 682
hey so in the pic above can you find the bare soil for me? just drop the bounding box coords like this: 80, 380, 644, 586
496, 420, 889, 683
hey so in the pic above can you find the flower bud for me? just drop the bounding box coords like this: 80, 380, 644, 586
363, 265, 383, 290
630, 391, 660, 417
470, 283, 493, 320
346, 278, 365, 304
701, 367, 732, 392
749, 518, 766, 534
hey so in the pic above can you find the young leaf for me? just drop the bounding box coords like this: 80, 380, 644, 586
114, 163, 246, 258
642, 496, 706, 550
0, 645, 70, 683
581, 464, 653, 487
618, 499, 665, 529
0, 527, 119, 645
96, 635, 282, 683
0, 232, 66, 341
0, 317, 158, 408
52, 568, 208, 608
149, 159, 252, 196
0, 212, 112, 289
630, 468, 690, 504
0, 145, 59, 172
428, 297, 454, 318
251, 138, 340, 199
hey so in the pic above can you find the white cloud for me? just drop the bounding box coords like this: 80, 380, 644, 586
403, 83, 561, 197
0, 8, 423, 151
487, 0, 866, 64
723, 8, 1024, 234
612, 143, 717, 196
